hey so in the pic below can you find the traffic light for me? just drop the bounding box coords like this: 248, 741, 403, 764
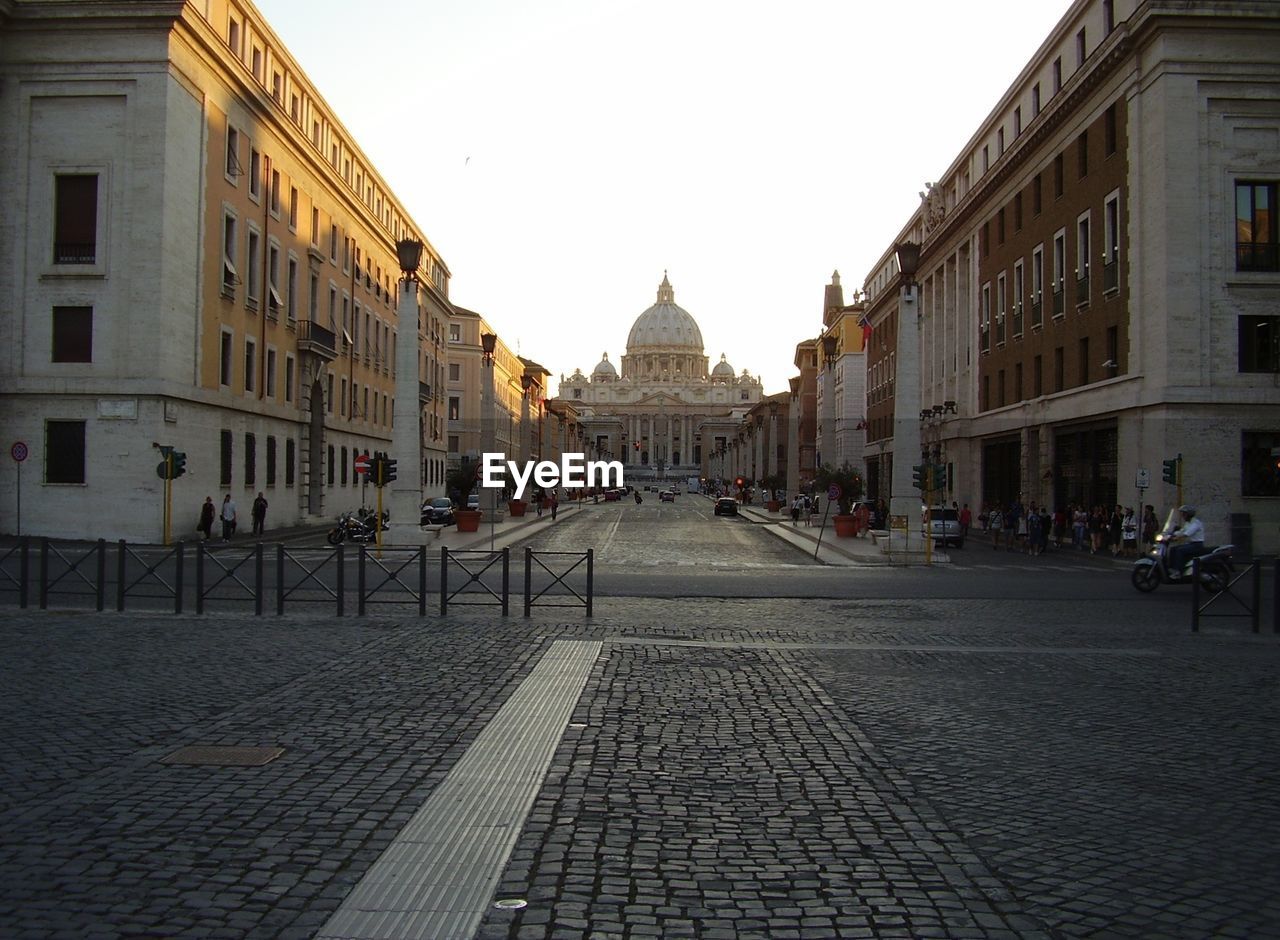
171, 451, 187, 478
384, 457, 397, 484
932, 462, 947, 492
912, 463, 926, 490
1162, 454, 1181, 485
735, 476, 745, 489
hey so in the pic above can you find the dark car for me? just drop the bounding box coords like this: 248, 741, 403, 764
421, 497, 455, 525
659, 490, 676, 503
714, 497, 738, 517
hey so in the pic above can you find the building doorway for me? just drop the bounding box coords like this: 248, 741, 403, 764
982, 437, 1021, 509
1053, 422, 1117, 510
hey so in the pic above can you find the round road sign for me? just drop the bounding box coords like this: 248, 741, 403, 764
11, 441, 28, 462
354, 454, 370, 475
827, 483, 841, 502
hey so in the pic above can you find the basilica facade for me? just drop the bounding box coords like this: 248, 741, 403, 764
555, 274, 763, 481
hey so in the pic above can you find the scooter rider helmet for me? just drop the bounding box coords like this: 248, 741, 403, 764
1178, 505, 1196, 517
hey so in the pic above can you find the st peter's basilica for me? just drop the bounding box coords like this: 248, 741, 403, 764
554, 274, 764, 481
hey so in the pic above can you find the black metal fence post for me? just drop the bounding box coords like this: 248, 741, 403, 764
1275, 558, 1279, 634
440, 547, 448, 616
358, 545, 367, 617
524, 547, 532, 617
116, 540, 127, 612
1191, 558, 1200, 632
19, 537, 29, 609
254, 544, 264, 616
587, 548, 594, 618
502, 548, 509, 617
276, 544, 286, 616
336, 544, 345, 617
96, 539, 106, 612
39, 539, 48, 610
418, 548, 427, 617
175, 542, 184, 614
1252, 561, 1262, 634
196, 541, 205, 614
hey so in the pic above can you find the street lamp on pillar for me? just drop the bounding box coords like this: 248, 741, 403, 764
387, 238, 425, 544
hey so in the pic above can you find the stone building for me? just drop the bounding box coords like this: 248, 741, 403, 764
554, 274, 764, 484
0, 0, 451, 540
862, 0, 1280, 554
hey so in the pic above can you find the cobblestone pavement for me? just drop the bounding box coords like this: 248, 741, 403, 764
1, 595, 1277, 939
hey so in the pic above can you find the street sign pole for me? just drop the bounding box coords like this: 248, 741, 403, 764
11, 442, 27, 536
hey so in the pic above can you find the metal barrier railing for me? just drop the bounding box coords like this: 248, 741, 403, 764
116, 540, 184, 613
523, 548, 593, 617
441, 548, 509, 616
357, 546, 427, 616
1191, 558, 1272, 633
40, 539, 107, 611
276, 544, 345, 616
196, 542, 264, 615
0, 537, 31, 608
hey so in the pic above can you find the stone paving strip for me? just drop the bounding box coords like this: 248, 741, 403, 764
318, 639, 601, 940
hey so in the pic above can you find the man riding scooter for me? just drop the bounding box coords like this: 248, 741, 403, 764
1165, 505, 1206, 579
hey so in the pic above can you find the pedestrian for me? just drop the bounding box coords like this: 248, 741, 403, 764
989, 507, 1004, 549
536, 488, 545, 517
1003, 502, 1018, 551
959, 503, 972, 539
251, 491, 268, 536
1089, 505, 1106, 554
198, 496, 215, 541
1122, 506, 1138, 557
855, 501, 870, 537
550, 490, 559, 520
1073, 505, 1088, 550
1027, 505, 1043, 556
220, 494, 237, 541
1109, 504, 1125, 557
1142, 504, 1158, 546
790, 495, 802, 525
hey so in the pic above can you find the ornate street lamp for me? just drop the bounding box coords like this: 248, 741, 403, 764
395, 238, 423, 280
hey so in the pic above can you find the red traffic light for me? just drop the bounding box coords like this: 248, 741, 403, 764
735, 477, 745, 487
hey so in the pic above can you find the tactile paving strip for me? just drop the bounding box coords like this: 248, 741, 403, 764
317, 639, 602, 940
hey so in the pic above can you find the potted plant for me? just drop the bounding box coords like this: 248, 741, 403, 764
815, 462, 865, 537
447, 460, 483, 533
761, 473, 786, 513
508, 496, 528, 516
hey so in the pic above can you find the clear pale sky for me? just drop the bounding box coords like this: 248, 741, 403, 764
256, 0, 1070, 396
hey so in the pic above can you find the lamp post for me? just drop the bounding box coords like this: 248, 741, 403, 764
481, 331, 498, 548
519, 374, 533, 467
786, 377, 800, 503
886, 240, 926, 558
389, 238, 424, 544
819, 333, 838, 470
768, 400, 780, 481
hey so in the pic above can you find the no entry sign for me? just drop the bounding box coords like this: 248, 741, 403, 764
11, 441, 28, 462
354, 454, 370, 476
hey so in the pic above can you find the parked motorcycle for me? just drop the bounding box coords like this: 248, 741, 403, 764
326, 508, 390, 545
1131, 507, 1233, 593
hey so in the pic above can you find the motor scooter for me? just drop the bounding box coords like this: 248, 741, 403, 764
326, 508, 390, 545
1131, 507, 1233, 593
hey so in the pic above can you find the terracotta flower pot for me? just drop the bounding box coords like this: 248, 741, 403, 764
833, 514, 859, 538
508, 500, 527, 517
454, 509, 482, 532
766, 500, 782, 513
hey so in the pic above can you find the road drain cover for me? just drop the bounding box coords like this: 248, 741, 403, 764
494, 899, 528, 910
159, 746, 284, 766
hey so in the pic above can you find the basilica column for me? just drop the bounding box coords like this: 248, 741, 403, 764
753, 417, 764, 487
666, 415, 674, 470
768, 403, 779, 479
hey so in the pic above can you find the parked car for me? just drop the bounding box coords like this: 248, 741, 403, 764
421, 497, 456, 525
925, 506, 964, 547
604, 488, 623, 502
659, 490, 676, 503
713, 497, 739, 517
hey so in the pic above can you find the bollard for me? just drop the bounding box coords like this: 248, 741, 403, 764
440, 547, 448, 616
254, 543, 264, 616
524, 547, 532, 617
336, 544, 345, 617
587, 548, 594, 618
175, 542, 184, 614
358, 545, 367, 616
96, 539, 106, 612
19, 537, 29, 609
1191, 557, 1200, 632
195, 541, 205, 614
276, 544, 286, 616
117, 540, 127, 612
418, 547, 427, 617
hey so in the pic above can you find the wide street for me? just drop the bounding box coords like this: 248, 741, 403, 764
1, 496, 1277, 939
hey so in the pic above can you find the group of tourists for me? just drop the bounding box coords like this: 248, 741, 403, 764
978, 501, 1159, 557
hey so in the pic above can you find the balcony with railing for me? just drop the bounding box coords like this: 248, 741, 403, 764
1013, 305, 1024, 337
419, 381, 432, 403
296, 320, 337, 360
1076, 271, 1090, 306
1052, 286, 1064, 317
1031, 297, 1043, 328
1103, 259, 1118, 293
1236, 242, 1279, 272
54, 242, 96, 264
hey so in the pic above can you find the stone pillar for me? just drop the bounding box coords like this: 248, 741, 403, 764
768, 409, 779, 479
388, 276, 423, 543
887, 283, 926, 556
786, 391, 800, 502
754, 420, 764, 487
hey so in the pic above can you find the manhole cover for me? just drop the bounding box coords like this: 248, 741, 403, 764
494, 899, 528, 911
159, 746, 284, 766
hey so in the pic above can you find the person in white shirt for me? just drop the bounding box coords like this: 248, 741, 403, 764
1167, 505, 1206, 577
220, 494, 237, 542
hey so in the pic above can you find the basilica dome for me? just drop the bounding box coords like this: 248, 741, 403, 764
592, 352, 617, 377
711, 353, 735, 378
625, 273, 704, 352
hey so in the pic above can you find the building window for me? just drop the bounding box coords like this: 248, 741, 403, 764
1053, 231, 1066, 316
1032, 82, 1041, 116
1076, 28, 1087, 69
222, 212, 237, 294
1031, 245, 1044, 328
997, 128, 1005, 155
1104, 0, 1115, 33
449, 323, 461, 343
244, 337, 256, 392
221, 429, 233, 486
1032, 174, 1042, 216
1013, 261, 1025, 337
327, 445, 335, 484
1236, 181, 1278, 272
251, 45, 262, 80
286, 438, 296, 486
51, 306, 93, 362
45, 420, 86, 484
1242, 431, 1280, 498
267, 244, 281, 317
225, 126, 240, 180
1014, 193, 1023, 232
982, 145, 989, 172
327, 373, 334, 415
309, 271, 319, 320
286, 256, 298, 322
1033, 355, 1043, 397
1077, 132, 1088, 178
266, 436, 277, 486
285, 354, 295, 403
1014, 107, 1022, 137
330, 224, 339, 263
245, 433, 256, 485
289, 186, 298, 230
1076, 214, 1091, 306
227, 16, 241, 56
266, 347, 277, 398
448, 362, 461, 382
1104, 192, 1121, 292
1239, 316, 1280, 373
1053, 153, 1064, 198
245, 227, 260, 307
270, 168, 281, 216
1079, 337, 1090, 386
1052, 57, 1062, 92
340, 377, 347, 416
980, 282, 991, 353
219, 330, 233, 386
997, 369, 1006, 407
1106, 326, 1119, 376
248, 147, 261, 200
53, 174, 98, 264
1104, 104, 1118, 156
1054, 347, 1064, 392
981, 375, 989, 412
